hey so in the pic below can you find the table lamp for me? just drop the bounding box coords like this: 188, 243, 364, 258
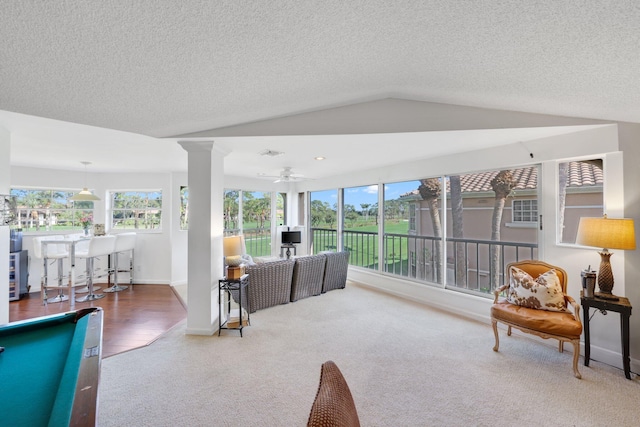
223, 235, 245, 279
576, 215, 636, 300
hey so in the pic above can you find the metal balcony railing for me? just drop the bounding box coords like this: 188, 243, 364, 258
311, 228, 538, 295
225, 228, 272, 257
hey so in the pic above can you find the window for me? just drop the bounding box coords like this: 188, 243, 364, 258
442, 168, 538, 293
10, 188, 94, 232
395, 178, 443, 283
384, 181, 418, 277
276, 192, 286, 227
343, 185, 379, 269
111, 191, 162, 230
180, 186, 188, 230
223, 189, 240, 233
558, 159, 603, 244
310, 190, 338, 253
408, 203, 416, 232
241, 191, 272, 257
512, 199, 538, 223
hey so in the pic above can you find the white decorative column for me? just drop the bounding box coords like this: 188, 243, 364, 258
178, 140, 226, 335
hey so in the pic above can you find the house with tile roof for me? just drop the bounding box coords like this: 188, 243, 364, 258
400, 160, 603, 289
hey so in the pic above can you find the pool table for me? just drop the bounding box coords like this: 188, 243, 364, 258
0, 307, 103, 426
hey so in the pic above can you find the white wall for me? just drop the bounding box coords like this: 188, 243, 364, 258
0, 126, 10, 324
619, 122, 640, 373
10, 166, 176, 290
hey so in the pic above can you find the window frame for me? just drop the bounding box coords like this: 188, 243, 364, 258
9, 187, 95, 233
109, 189, 163, 232
511, 199, 538, 224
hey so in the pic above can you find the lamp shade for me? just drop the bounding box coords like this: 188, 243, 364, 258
223, 236, 243, 257
70, 188, 100, 201
71, 161, 100, 201
576, 216, 636, 250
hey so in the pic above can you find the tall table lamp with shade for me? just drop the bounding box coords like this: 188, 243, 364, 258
576, 215, 636, 300
223, 235, 245, 279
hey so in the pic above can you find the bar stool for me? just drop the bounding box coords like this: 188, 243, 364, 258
73, 237, 102, 294
104, 232, 136, 293
74, 235, 116, 303
32, 235, 70, 305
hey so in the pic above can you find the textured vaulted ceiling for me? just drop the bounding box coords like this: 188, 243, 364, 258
1, 1, 638, 175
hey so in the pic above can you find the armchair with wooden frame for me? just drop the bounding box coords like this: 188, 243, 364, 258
491, 260, 583, 378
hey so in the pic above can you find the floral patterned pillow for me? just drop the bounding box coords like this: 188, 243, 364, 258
507, 266, 568, 312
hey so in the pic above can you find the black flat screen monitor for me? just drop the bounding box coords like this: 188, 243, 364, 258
282, 231, 302, 244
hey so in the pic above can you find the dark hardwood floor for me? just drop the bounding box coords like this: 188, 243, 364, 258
9, 284, 187, 358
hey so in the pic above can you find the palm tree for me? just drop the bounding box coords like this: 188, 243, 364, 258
418, 178, 442, 283
558, 162, 568, 242
224, 190, 239, 231
489, 170, 517, 290
449, 175, 466, 287
360, 203, 370, 222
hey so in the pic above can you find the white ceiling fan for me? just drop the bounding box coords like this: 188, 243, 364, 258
260, 167, 306, 183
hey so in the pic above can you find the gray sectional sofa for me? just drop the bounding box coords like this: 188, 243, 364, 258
237, 251, 350, 313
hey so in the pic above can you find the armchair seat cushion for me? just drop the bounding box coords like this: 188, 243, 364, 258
491, 300, 582, 338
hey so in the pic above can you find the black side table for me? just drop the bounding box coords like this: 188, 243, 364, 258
581, 292, 632, 379
218, 274, 250, 337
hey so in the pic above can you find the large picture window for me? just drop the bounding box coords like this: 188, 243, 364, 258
558, 159, 603, 244
396, 178, 443, 283
10, 188, 94, 232
310, 190, 338, 253
110, 191, 162, 230
343, 185, 379, 270
384, 181, 419, 278
241, 191, 272, 257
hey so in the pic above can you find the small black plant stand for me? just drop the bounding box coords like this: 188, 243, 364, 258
218, 274, 250, 337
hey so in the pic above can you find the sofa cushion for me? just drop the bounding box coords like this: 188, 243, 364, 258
291, 254, 326, 302
320, 251, 350, 293
491, 301, 582, 338
507, 266, 568, 312
244, 259, 295, 313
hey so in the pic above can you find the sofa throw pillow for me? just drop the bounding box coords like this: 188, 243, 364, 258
507, 266, 568, 312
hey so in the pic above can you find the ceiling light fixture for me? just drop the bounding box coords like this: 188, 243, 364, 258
259, 149, 284, 157
70, 161, 100, 201
315, 156, 326, 161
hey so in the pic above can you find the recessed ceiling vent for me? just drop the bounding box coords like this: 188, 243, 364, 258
259, 149, 284, 157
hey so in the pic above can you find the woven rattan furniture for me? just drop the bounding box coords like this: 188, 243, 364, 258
290, 254, 327, 302
321, 251, 350, 293
307, 360, 360, 427
244, 259, 295, 313
491, 260, 583, 379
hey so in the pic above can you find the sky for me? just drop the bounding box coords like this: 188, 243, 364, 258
311, 180, 420, 208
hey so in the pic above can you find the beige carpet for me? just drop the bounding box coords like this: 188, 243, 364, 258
99, 283, 639, 426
